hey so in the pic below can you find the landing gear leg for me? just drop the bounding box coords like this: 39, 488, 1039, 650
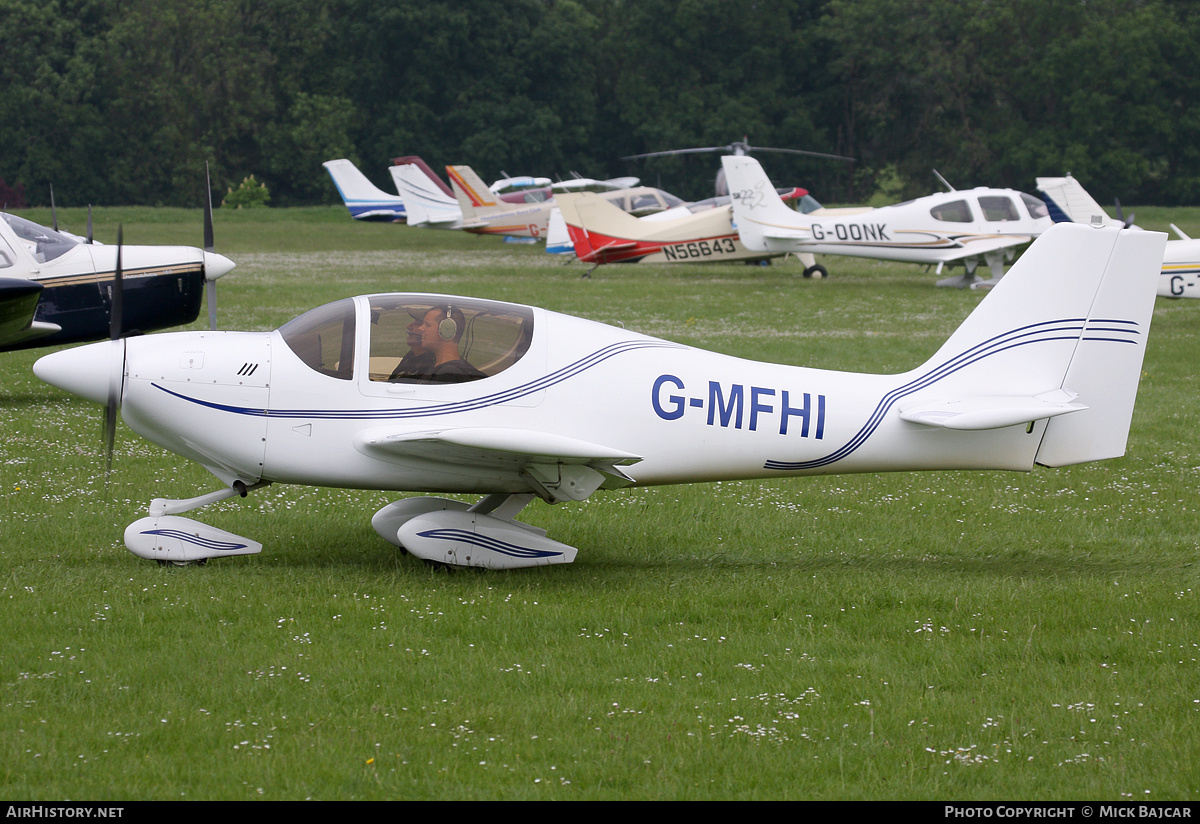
124, 481, 271, 565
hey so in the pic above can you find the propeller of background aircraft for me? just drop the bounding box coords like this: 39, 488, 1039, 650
1114, 197, 1136, 229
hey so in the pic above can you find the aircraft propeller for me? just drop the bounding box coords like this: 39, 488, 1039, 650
1114, 197, 1136, 229
203, 163, 219, 330
103, 226, 126, 477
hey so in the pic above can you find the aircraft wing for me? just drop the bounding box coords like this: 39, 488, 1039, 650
0, 278, 59, 347
934, 234, 1032, 262
354, 426, 642, 501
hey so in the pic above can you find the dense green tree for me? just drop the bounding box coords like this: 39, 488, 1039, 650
0, 0, 1196, 207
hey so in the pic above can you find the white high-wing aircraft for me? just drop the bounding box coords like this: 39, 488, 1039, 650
34, 223, 1163, 569
0, 210, 235, 351
1036, 174, 1200, 298
723, 156, 1054, 286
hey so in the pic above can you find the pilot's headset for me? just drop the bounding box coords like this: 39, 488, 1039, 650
438, 305, 458, 340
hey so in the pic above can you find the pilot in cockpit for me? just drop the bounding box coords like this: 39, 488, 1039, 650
386, 310, 435, 381
405, 305, 487, 383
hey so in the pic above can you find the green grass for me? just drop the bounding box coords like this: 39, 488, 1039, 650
2, 207, 1199, 800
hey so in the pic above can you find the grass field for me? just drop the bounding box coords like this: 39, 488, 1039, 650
1, 206, 1198, 800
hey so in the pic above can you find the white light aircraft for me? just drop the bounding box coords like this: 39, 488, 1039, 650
34, 223, 1162, 570
723, 156, 1054, 286
0, 188, 235, 351
1036, 174, 1200, 298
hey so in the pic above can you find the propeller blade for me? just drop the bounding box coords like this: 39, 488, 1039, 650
50, 184, 57, 231
206, 279, 217, 329
103, 363, 118, 477
204, 162, 217, 330
87, 205, 93, 244
203, 163, 215, 253
104, 226, 125, 477
109, 226, 123, 340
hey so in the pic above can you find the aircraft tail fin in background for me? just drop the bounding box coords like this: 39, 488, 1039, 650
447, 166, 503, 210
553, 193, 646, 263
1035, 175, 1122, 228
545, 208, 575, 255
390, 163, 463, 229
322, 159, 407, 222
721, 155, 811, 250
910, 223, 1164, 467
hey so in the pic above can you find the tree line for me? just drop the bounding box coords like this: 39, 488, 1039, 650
2, 0, 1197, 209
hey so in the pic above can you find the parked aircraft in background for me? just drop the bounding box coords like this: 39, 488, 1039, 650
549, 188, 811, 269
724, 156, 1053, 286
1036, 174, 1199, 298
324, 158, 556, 223
34, 224, 1164, 569
323, 159, 408, 222
547, 185, 850, 272
0, 197, 234, 351
396, 160, 686, 236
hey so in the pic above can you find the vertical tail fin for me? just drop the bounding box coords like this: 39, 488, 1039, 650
1035, 175, 1121, 228
553, 193, 650, 263
389, 164, 463, 228
321, 159, 406, 221
721, 155, 809, 250
447, 166, 502, 209
909, 223, 1164, 466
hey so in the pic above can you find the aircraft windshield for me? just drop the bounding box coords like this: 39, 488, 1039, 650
278, 298, 356, 380
1, 213, 80, 262
366, 295, 534, 385
796, 194, 824, 214
1021, 192, 1049, 219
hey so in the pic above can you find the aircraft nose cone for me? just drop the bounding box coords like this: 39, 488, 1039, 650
203, 251, 236, 281
33, 340, 124, 405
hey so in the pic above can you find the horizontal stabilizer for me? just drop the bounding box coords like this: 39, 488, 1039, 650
899, 390, 1086, 430
588, 240, 639, 262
